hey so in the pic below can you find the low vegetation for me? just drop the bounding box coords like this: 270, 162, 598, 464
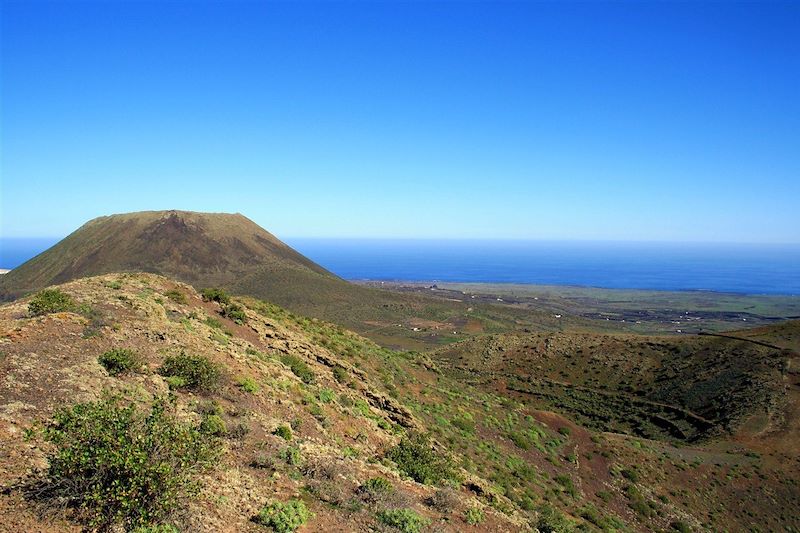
280, 354, 315, 384
357, 477, 394, 503
221, 302, 248, 324
29, 394, 219, 530
200, 287, 231, 305
376, 508, 430, 533
28, 288, 75, 316
465, 506, 484, 525
253, 499, 310, 532
164, 289, 187, 304
387, 433, 457, 485
158, 353, 221, 391
98, 348, 141, 375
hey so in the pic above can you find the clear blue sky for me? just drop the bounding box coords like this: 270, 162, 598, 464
1, 1, 798, 242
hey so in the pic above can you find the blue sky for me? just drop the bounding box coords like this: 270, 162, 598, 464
2, 1, 798, 242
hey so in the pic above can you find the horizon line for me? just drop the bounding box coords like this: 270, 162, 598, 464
2, 235, 800, 247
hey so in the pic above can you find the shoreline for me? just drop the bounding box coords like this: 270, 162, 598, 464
351, 279, 800, 299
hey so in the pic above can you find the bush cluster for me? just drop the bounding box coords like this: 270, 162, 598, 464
33, 395, 219, 530
164, 289, 187, 304
332, 365, 348, 383
200, 288, 231, 305
280, 354, 315, 384
221, 303, 248, 325
376, 508, 430, 533
254, 499, 310, 532
238, 376, 260, 393
465, 506, 484, 526
98, 348, 142, 376
387, 433, 457, 485
199, 414, 227, 436
159, 353, 221, 391
28, 289, 75, 316
273, 425, 293, 441
357, 477, 394, 504
536, 504, 575, 533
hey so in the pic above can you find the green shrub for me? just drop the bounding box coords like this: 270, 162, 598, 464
596, 490, 612, 502
131, 525, 180, 533
199, 414, 227, 436
280, 354, 315, 384
254, 499, 310, 532
625, 485, 653, 517
536, 504, 575, 532
164, 289, 187, 304
238, 376, 260, 393
507, 431, 531, 450
555, 475, 577, 498
318, 388, 335, 403
283, 446, 302, 466
558, 426, 571, 436
165, 376, 187, 389
332, 365, 348, 383
620, 467, 639, 482
273, 425, 293, 441
358, 477, 394, 503
33, 395, 218, 530
221, 303, 247, 324
387, 433, 457, 485
201, 288, 231, 305
670, 521, 692, 533
465, 506, 484, 525
98, 348, 141, 376
205, 316, 224, 329
28, 289, 75, 316
196, 400, 223, 416
159, 354, 221, 392
377, 508, 430, 533
452, 414, 475, 434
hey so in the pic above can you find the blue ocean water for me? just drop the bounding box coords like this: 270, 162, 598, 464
2, 237, 799, 295
0, 238, 60, 270
286, 239, 800, 296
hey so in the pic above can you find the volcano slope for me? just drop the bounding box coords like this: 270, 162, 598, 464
1, 273, 799, 532
0, 210, 584, 350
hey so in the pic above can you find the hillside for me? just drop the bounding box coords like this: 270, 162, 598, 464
431, 328, 794, 443
1, 274, 798, 532
0, 210, 339, 300
0, 211, 593, 350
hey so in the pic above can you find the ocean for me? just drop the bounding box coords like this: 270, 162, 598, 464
2, 237, 798, 295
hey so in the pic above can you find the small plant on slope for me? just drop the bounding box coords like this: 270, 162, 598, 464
254, 499, 310, 532
98, 348, 141, 376
31, 394, 219, 530
465, 506, 484, 525
28, 288, 75, 316
387, 433, 457, 485
159, 353, 221, 392
200, 287, 231, 305
377, 508, 430, 533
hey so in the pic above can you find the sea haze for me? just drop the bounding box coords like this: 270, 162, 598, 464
2, 238, 798, 295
